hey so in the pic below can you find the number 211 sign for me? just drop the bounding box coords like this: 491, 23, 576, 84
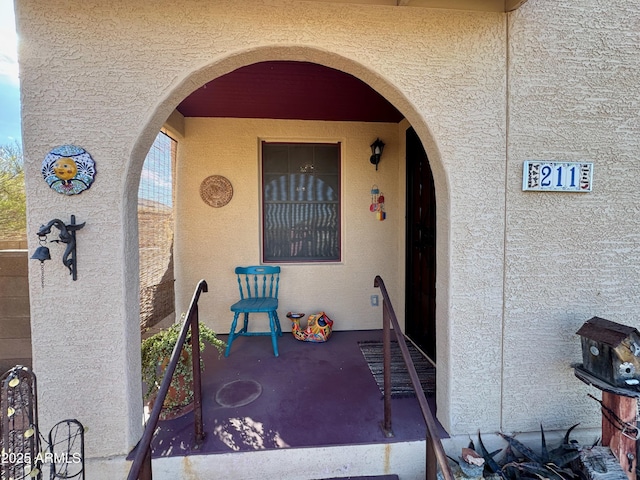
523, 161, 593, 192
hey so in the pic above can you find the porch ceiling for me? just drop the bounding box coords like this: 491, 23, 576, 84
176, 61, 406, 124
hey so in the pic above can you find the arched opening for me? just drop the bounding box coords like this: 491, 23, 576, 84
123, 47, 452, 439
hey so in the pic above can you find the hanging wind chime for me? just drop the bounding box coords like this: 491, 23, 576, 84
369, 185, 386, 221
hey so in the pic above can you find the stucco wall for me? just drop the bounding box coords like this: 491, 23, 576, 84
501, 0, 640, 433
15, 0, 507, 460
18, 0, 639, 469
174, 117, 401, 334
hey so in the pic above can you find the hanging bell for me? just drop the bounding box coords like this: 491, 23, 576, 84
31, 245, 51, 262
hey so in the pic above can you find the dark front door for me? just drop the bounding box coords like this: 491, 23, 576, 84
405, 127, 437, 361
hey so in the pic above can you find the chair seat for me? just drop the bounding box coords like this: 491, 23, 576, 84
230, 297, 278, 313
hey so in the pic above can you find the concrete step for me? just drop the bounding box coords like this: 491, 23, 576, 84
138, 442, 423, 479
321, 476, 400, 480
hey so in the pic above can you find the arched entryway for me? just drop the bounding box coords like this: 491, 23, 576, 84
125, 46, 452, 441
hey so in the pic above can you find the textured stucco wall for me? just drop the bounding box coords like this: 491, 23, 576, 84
174, 117, 401, 335
502, 0, 640, 433
15, 0, 640, 471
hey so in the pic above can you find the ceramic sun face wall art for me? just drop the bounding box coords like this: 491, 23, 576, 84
41, 145, 96, 195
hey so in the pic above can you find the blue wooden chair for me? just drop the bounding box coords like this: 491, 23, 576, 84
224, 266, 282, 357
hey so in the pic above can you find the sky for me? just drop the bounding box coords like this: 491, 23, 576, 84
0, 0, 21, 145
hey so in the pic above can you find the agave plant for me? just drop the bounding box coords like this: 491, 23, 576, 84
471, 424, 585, 480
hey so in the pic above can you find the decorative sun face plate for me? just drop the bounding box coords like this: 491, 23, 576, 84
42, 145, 96, 195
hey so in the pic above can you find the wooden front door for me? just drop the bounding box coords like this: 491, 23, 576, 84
405, 127, 437, 361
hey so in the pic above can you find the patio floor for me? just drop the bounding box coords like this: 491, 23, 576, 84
138, 329, 446, 460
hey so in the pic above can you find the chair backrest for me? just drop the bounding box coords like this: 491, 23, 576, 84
235, 266, 280, 300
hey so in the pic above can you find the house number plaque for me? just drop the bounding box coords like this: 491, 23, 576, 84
523, 161, 593, 192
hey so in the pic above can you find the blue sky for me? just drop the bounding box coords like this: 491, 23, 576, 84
0, 0, 21, 145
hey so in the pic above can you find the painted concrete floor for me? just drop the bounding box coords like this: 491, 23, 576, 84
140, 329, 444, 459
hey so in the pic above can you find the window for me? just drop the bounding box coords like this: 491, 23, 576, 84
262, 142, 341, 263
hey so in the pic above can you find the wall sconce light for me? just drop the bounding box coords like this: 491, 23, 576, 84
370, 138, 385, 171
31, 215, 85, 282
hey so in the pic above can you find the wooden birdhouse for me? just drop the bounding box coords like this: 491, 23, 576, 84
576, 316, 640, 389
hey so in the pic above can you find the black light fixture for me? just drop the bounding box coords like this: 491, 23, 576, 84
370, 138, 385, 171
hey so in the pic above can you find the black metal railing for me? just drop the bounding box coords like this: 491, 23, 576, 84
127, 279, 208, 480
374, 275, 454, 480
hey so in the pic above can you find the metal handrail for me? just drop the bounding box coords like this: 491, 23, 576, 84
127, 279, 208, 480
374, 275, 454, 480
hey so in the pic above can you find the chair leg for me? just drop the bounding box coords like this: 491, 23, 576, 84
242, 312, 249, 333
269, 312, 279, 357
225, 312, 240, 357
274, 311, 282, 336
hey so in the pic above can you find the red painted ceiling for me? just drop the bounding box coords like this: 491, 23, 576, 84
176, 61, 404, 123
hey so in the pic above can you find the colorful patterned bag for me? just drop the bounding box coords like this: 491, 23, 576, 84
288, 312, 334, 343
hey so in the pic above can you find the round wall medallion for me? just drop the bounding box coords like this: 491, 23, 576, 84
200, 175, 233, 208
41, 144, 96, 195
